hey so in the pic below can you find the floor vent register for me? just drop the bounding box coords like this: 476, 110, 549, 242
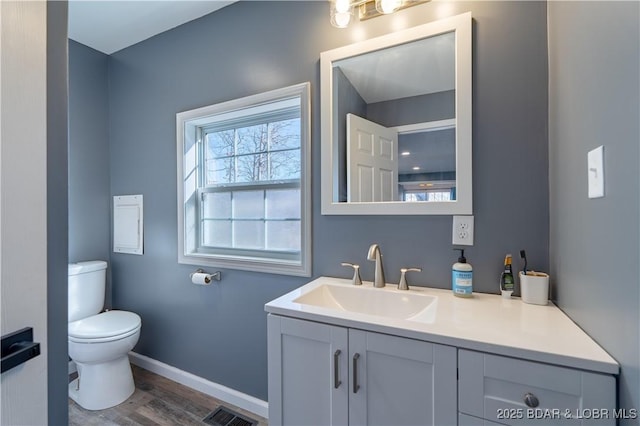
203, 405, 257, 426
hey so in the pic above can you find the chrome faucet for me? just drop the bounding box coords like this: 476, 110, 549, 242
367, 244, 386, 288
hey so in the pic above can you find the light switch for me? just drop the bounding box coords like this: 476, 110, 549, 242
587, 146, 604, 199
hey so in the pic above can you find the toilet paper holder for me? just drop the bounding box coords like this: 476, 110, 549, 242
190, 269, 221, 283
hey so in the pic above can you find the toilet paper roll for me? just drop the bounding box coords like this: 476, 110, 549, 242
191, 272, 212, 285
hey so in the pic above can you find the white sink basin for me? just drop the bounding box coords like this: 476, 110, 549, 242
293, 283, 437, 323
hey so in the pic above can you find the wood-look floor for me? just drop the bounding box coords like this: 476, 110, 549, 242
69, 365, 268, 426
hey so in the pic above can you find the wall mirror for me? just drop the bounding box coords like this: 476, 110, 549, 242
320, 12, 472, 215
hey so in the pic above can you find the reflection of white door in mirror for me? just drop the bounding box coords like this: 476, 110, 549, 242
347, 114, 398, 202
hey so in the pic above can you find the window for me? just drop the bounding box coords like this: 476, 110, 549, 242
404, 190, 453, 202
177, 83, 311, 276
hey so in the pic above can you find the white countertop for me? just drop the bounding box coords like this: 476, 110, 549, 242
264, 276, 619, 375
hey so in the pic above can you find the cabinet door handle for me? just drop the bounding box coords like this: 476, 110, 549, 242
524, 393, 539, 408
352, 353, 360, 394
333, 350, 341, 389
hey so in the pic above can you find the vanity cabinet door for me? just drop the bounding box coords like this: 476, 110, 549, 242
348, 330, 457, 426
458, 350, 616, 425
459, 412, 506, 426
267, 315, 348, 426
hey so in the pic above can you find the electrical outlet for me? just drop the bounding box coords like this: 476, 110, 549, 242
452, 215, 474, 246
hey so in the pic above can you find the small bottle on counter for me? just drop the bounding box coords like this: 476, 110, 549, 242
500, 254, 515, 298
452, 249, 473, 297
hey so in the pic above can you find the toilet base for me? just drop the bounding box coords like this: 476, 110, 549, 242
69, 355, 135, 410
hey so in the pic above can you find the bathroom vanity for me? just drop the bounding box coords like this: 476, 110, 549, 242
265, 277, 618, 425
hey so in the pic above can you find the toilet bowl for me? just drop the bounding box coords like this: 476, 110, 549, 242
68, 261, 142, 410
68, 310, 141, 410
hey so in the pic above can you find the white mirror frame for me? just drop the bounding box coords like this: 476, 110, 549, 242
320, 12, 472, 215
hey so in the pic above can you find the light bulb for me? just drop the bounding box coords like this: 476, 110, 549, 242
375, 0, 402, 14
330, 0, 352, 28
334, 0, 351, 14
331, 11, 351, 28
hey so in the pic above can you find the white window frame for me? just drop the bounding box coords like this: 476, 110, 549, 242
176, 83, 311, 276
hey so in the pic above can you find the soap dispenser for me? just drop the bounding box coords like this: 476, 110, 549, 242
452, 249, 473, 297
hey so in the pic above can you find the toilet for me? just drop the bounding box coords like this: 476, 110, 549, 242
68, 260, 141, 410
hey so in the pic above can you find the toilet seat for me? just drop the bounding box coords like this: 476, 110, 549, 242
69, 310, 141, 343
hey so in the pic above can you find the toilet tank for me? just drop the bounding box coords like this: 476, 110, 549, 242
68, 260, 107, 322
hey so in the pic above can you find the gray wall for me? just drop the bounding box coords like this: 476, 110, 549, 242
109, 2, 548, 399
367, 90, 455, 127
68, 40, 112, 306
48, 2, 69, 424
334, 67, 366, 201
548, 1, 639, 420
102, 1, 548, 400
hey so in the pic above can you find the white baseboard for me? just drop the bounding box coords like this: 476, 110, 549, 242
128, 351, 268, 420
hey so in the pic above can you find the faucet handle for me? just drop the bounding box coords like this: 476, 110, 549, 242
341, 262, 362, 286
398, 267, 422, 291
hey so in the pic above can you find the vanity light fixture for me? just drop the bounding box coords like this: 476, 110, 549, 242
401, 151, 411, 156
329, 0, 430, 28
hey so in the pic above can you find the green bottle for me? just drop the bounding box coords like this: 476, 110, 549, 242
500, 254, 514, 298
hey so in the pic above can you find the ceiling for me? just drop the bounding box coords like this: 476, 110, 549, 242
335, 31, 455, 104
68, 1, 236, 54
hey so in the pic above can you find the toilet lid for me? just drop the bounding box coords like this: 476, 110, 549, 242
68, 310, 141, 339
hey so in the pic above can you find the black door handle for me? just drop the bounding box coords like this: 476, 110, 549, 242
1, 327, 41, 373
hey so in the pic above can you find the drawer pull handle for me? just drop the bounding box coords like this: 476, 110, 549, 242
353, 353, 360, 394
333, 350, 341, 389
524, 393, 539, 408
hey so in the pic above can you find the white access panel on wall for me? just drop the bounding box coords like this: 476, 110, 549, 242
113, 195, 143, 255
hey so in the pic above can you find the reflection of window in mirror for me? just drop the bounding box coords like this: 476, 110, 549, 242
404, 190, 453, 202
177, 83, 311, 276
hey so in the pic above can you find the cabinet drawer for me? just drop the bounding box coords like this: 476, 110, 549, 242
458, 350, 615, 425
